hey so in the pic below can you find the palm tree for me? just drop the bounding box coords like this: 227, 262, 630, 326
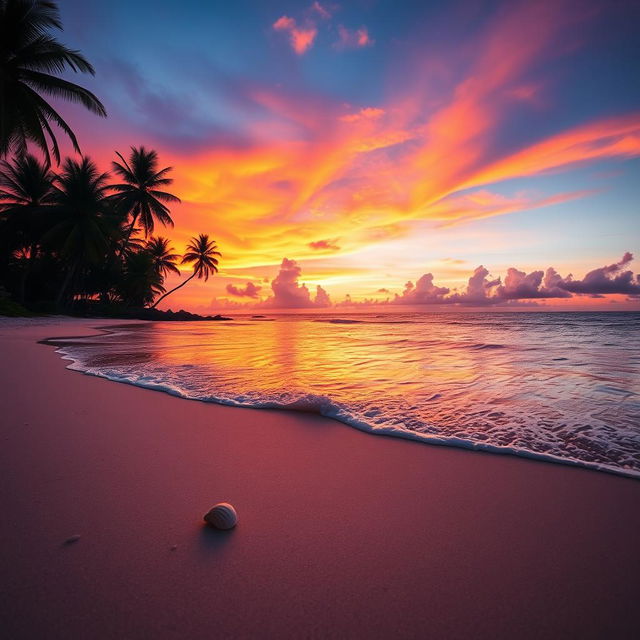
109, 147, 180, 249
145, 236, 180, 278
0, 0, 106, 165
46, 156, 114, 306
0, 153, 55, 301
151, 234, 220, 308
119, 249, 164, 308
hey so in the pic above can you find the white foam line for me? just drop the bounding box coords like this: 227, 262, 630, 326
53, 345, 640, 481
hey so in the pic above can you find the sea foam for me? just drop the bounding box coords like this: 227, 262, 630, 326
48, 312, 640, 479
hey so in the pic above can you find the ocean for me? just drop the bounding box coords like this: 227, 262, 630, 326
48, 312, 640, 478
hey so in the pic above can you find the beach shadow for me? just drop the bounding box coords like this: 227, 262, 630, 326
198, 524, 235, 554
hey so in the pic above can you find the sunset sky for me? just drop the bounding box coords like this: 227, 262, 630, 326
55, 0, 639, 311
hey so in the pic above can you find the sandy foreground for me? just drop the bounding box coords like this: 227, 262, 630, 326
0, 318, 639, 639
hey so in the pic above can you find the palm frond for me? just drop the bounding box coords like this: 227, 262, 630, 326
20, 70, 106, 116
0, 0, 104, 164
16, 35, 96, 75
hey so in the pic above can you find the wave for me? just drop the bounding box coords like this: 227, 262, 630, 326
52, 341, 640, 481
314, 318, 366, 324
313, 318, 418, 325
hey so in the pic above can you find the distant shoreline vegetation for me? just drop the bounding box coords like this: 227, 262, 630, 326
0, 0, 221, 319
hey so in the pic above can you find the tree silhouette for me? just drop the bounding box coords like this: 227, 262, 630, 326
151, 234, 220, 308
0, 0, 106, 165
0, 154, 55, 301
146, 236, 180, 278
110, 146, 180, 250
46, 157, 114, 306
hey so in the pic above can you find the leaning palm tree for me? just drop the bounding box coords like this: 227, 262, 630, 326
151, 234, 220, 308
0, 0, 106, 165
0, 154, 55, 301
45, 156, 114, 307
109, 147, 180, 250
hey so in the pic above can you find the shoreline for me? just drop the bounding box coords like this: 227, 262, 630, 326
45, 320, 640, 481
1, 318, 639, 638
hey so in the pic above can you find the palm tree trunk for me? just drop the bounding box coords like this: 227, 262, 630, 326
18, 264, 29, 304
19, 243, 39, 304
121, 211, 139, 255
56, 262, 77, 310
101, 210, 138, 301
150, 271, 195, 309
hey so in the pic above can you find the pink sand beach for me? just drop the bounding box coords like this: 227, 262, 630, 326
1, 318, 639, 639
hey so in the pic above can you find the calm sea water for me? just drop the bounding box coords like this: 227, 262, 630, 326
49, 312, 640, 478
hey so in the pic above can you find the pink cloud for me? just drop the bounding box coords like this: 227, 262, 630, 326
262, 258, 332, 308
495, 268, 571, 300
336, 25, 374, 49
314, 285, 331, 306
311, 1, 331, 19
391, 254, 639, 306
273, 16, 295, 31
429, 188, 596, 226
226, 281, 262, 298
395, 274, 450, 304
309, 238, 340, 251
272, 15, 317, 55
272, 16, 318, 55
291, 28, 317, 54
340, 107, 385, 123
273, 7, 372, 55
554, 253, 640, 296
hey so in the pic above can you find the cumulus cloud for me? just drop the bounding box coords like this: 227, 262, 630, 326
442, 266, 502, 305
218, 254, 638, 310
314, 285, 331, 306
555, 252, 640, 295
262, 258, 332, 308
309, 238, 340, 251
391, 253, 639, 306
495, 267, 570, 299
393, 274, 450, 304
226, 281, 262, 298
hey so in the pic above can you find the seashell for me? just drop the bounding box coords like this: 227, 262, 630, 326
204, 502, 238, 530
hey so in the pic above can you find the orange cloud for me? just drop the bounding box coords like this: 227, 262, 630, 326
163, 105, 639, 277
466, 115, 640, 189
117, 1, 640, 310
